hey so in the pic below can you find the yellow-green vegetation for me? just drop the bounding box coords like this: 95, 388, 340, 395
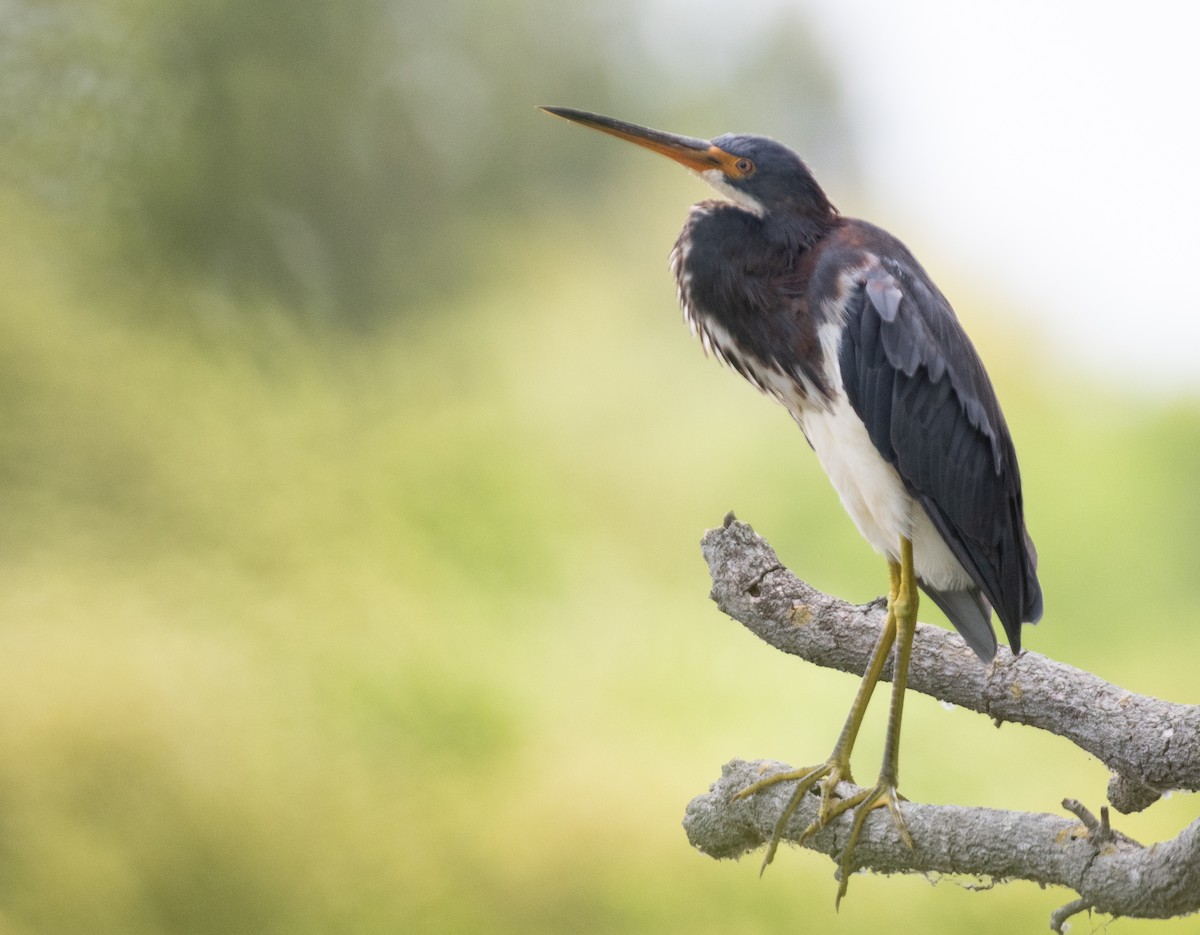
0, 173, 1197, 934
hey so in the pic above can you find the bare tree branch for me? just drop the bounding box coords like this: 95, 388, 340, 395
685, 515, 1200, 928
684, 760, 1200, 930
700, 514, 1200, 803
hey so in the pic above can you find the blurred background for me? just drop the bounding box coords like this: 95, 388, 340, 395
1, 0, 1198, 932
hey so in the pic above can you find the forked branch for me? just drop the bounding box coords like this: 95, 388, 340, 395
683, 515, 1200, 929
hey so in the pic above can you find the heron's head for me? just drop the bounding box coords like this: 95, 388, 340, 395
540, 106, 835, 222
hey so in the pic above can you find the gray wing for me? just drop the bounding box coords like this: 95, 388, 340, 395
834, 235, 1042, 655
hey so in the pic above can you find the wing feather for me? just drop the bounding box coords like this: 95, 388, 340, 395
834, 228, 1042, 651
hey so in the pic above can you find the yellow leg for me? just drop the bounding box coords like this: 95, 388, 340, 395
735, 555, 903, 873
736, 538, 919, 902
829, 536, 918, 906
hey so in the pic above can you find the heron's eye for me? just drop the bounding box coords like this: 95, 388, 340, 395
733, 158, 755, 177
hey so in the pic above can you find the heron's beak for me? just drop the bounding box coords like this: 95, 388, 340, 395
540, 106, 743, 176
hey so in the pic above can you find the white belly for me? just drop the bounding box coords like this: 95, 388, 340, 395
797, 390, 971, 592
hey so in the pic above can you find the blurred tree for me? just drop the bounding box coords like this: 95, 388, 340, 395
0, 0, 854, 326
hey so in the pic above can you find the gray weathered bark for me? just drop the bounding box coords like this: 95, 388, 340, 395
683, 515, 1200, 930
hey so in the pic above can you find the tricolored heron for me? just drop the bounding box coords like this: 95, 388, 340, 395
541, 106, 1043, 901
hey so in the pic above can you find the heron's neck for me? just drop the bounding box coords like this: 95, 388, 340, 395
671, 202, 835, 402
764, 209, 837, 254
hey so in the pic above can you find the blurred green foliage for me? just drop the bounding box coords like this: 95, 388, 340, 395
0, 0, 850, 325
0, 2, 1197, 934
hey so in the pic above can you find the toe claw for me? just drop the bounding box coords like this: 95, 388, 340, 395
737, 760, 912, 905
734, 759, 856, 871
831, 778, 911, 904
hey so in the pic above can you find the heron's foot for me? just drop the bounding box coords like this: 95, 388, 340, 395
733, 757, 856, 873
827, 776, 913, 907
